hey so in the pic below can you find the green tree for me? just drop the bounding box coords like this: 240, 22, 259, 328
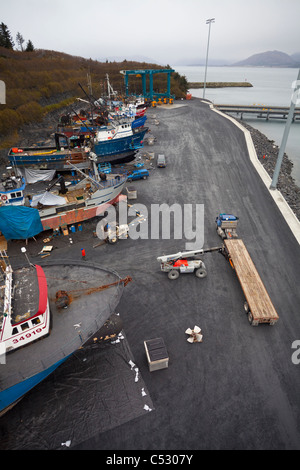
25, 39, 34, 51
0, 22, 14, 49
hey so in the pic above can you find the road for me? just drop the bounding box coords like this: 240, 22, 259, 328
3, 98, 300, 450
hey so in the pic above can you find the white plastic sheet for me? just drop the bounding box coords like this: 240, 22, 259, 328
16, 168, 56, 184
30, 191, 66, 207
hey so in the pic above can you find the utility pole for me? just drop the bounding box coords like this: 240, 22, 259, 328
203, 18, 215, 99
270, 68, 300, 189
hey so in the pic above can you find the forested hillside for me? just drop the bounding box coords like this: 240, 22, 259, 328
0, 46, 188, 146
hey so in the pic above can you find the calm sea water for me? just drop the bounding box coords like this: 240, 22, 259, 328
172, 65, 300, 186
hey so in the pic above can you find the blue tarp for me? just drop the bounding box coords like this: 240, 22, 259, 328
0, 206, 43, 240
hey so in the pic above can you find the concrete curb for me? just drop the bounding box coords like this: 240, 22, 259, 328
209, 103, 300, 245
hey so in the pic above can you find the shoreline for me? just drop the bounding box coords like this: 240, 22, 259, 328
237, 119, 300, 221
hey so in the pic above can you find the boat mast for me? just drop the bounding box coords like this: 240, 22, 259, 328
66, 160, 103, 186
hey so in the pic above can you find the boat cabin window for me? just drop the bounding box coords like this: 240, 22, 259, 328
9, 192, 22, 199
21, 322, 29, 331
11, 317, 41, 335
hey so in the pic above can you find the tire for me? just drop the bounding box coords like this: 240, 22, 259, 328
244, 301, 249, 313
128, 178, 132, 182
168, 270, 179, 280
143, 176, 147, 180
248, 311, 253, 324
195, 268, 207, 278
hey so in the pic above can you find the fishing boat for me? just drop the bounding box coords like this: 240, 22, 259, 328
0, 172, 26, 206
92, 125, 148, 160
8, 133, 90, 171
0, 159, 127, 235
0, 257, 131, 416
33, 165, 127, 231
57, 114, 147, 139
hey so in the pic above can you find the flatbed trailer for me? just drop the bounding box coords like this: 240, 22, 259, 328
223, 239, 279, 326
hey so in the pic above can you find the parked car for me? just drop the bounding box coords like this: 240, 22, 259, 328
157, 154, 166, 167
127, 169, 149, 181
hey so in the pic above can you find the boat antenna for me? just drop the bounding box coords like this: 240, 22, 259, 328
70, 107, 94, 133
78, 82, 98, 125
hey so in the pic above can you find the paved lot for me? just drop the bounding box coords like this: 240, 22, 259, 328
74, 98, 300, 450
4, 98, 300, 450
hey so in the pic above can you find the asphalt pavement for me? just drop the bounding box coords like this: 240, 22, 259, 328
3, 98, 300, 450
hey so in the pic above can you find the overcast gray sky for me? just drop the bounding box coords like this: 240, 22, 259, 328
1, 0, 300, 65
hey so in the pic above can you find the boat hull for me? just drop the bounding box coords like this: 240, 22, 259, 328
96, 150, 137, 165
0, 313, 123, 415
92, 128, 148, 157
8, 148, 89, 170
0, 355, 71, 417
39, 177, 127, 230
0, 261, 126, 416
41, 192, 125, 230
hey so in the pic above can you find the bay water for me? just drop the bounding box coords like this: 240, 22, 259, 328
172, 65, 300, 186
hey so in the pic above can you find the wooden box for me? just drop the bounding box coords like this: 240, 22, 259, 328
144, 337, 169, 372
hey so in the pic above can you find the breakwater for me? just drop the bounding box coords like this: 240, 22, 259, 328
188, 81, 253, 88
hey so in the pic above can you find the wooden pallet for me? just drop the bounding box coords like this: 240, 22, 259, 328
224, 239, 279, 324
65, 188, 86, 203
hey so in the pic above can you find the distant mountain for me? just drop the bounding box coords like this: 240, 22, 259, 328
291, 52, 300, 62
232, 50, 300, 67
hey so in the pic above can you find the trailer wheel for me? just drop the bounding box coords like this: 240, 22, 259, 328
195, 268, 207, 278
244, 301, 249, 313
168, 270, 179, 280
248, 311, 253, 324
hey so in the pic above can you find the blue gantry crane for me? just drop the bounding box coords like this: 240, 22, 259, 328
120, 68, 175, 101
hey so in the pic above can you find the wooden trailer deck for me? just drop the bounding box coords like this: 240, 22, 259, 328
224, 239, 279, 325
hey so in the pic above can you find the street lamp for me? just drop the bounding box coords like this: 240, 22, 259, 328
203, 18, 215, 99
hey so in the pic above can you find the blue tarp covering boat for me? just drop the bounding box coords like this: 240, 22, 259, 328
0, 206, 43, 240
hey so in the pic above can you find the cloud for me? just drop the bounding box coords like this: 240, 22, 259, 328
1, 0, 300, 64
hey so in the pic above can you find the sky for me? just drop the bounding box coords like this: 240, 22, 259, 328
1, 0, 300, 65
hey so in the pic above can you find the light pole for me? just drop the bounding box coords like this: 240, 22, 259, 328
203, 18, 215, 99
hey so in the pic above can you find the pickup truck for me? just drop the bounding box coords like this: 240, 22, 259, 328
127, 169, 149, 182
